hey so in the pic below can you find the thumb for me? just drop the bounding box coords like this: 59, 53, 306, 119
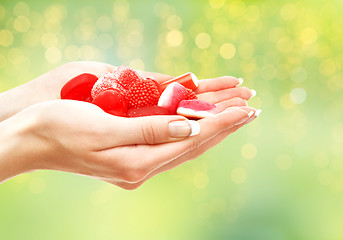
116, 115, 200, 145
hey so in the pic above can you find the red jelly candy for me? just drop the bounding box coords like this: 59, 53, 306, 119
92, 89, 128, 117
127, 105, 171, 117
60, 73, 98, 102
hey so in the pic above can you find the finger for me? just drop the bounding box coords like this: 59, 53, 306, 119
97, 115, 200, 149
113, 118, 250, 189
215, 97, 247, 112
133, 107, 254, 169
94, 107, 257, 186
198, 87, 255, 104
195, 76, 241, 94
120, 108, 259, 188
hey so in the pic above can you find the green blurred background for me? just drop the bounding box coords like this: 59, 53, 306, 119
1, 0, 342, 239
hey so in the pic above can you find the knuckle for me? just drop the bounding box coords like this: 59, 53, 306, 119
141, 121, 158, 144
188, 138, 201, 152
232, 97, 247, 106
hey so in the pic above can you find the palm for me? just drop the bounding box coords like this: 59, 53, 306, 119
35, 61, 253, 112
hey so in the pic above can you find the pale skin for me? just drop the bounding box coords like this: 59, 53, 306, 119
0, 61, 258, 189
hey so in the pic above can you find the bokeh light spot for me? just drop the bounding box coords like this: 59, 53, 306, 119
112, 0, 130, 22
64, 45, 80, 61
0, 5, 6, 20
44, 5, 67, 22
241, 143, 257, 159
41, 33, 58, 48
220, 43, 236, 59
300, 27, 318, 44
193, 172, 209, 189
261, 64, 277, 81
280, 93, 295, 109
45, 47, 62, 63
96, 16, 112, 32
319, 59, 336, 76
8, 48, 25, 65
212, 17, 228, 34
245, 5, 260, 22
0, 30, 14, 46
166, 30, 183, 47
231, 168, 247, 184
289, 88, 307, 104
277, 37, 294, 53
166, 15, 182, 30
79, 45, 98, 60
13, 1, 30, 17
129, 58, 145, 71
228, 1, 246, 17
280, 3, 297, 20
195, 32, 211, 49
13, 16, 31, 32
209, 0, 225, 9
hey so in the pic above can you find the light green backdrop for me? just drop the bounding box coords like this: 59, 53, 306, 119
1, 0, 342, 239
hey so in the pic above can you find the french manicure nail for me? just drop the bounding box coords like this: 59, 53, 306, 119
250, 89, 256, 99
236, 78, 244, 87
169, 120, 200, 138
188, 120, 200, 136
254, 109, 262, 117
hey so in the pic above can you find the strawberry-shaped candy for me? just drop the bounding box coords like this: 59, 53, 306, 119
114, 65, 144, 90
127, 78, 161, 109
60, 73, 98, 102
92, 89, 128, 117
91, 72, 127, 99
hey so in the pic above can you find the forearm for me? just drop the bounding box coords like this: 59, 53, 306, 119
0, 114, 41, 183
0, 75, 59, 122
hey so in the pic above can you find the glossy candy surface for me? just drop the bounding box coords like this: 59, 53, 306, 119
92, 89, 128, 117
60, 73, 98, 102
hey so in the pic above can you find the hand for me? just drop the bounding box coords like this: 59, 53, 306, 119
0, 61, 255, 121
0, 99, 257, 188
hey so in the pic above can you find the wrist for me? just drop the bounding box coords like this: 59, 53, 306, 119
0, 112, 42, 183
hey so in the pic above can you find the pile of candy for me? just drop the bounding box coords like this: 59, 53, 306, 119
60, 66, 218, 118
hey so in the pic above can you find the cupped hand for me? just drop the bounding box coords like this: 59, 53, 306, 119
0, 99, 257, 187
0, 61, 254, 121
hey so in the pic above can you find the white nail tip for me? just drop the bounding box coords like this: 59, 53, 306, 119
248, 111, 254, 118
188, 120, 200, 136
254, 109, 262, 117
250, 89, 256, 99
236, 78, 244, 87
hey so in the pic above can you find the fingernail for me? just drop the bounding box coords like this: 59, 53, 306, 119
169, 120, 200, 138
250, 89, 256, 99
255, 109, 262, 117
236, 78, 244, 87
188, 120, 200, 136
248, 111, 254, 117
